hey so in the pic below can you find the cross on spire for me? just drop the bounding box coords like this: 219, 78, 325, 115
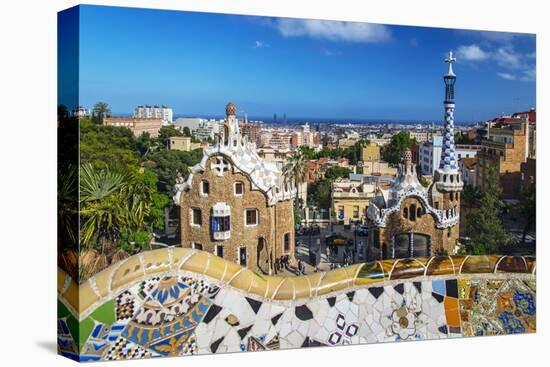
445, 51, 456, 76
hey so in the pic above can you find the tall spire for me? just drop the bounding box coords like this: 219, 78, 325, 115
440, 51, 458, 173
435, 52, 463, 192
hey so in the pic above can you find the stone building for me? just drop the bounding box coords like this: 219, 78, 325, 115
103, 117, 163, 137
366, 52, 463, 260
173, 102, 297, 274
360, 142, 381, 161
331, 175, 377, 225
169, 136, 201, 151
476, 119, 531, 200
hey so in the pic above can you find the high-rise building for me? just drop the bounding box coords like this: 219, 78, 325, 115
134, 105, 173, 123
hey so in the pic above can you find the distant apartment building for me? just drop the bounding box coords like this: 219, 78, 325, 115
290, 123, 319, 149
169, 136, 201, 151
369, 138, 391, 147
360, 161, 397, 177
331, 175, 377, 225
459, 157, 477, 187
520, 158, 536, 193
410, 144, 419, 164
419, 136, 442, 176
72, 106, 90, 117
193, 119, 222, 141
103, 117, 163, 138
476, 119, 532, 199
408, 131, 432, 143
174, 117, 204, 132
134, 105, 173, 123
337, 138, 358, 148
259, 128, 293, 150
420, 136, 479, 176
240, 122, 262, 146
360, 142, 381, 161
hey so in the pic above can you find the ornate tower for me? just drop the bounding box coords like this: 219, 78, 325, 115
220, 101, 242, 147
434, 51, 463, 192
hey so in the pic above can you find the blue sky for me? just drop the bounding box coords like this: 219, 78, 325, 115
75, 5, 536, 122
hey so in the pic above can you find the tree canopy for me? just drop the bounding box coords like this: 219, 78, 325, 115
461, 167, 514, 255
381, 132, 416, 165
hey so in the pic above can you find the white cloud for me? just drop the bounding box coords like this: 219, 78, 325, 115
273, 18, 391, 43
320, 48, 340, 56
255, 40, 268, 48
497, 67, 535, 82
456, 44, 490, 61
455, 43, 535, 82
497, 72, 517, 81
495, 47, 521, 69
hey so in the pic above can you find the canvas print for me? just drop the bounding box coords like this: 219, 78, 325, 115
57, 5, 536, 362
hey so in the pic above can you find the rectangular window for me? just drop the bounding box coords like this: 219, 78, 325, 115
215, 245, 224, 257
193, 242, 203, 250
239, 247, 247, 266
245, 209, 258, 226
211, 216, 230, 232
234, 182, 244, 195
191, 208, 202, 226
284, 233, 291, 253
201, 180, 209, 195
353, 206, 360, 219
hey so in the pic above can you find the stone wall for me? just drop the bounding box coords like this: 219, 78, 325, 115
58, 248, 536, 362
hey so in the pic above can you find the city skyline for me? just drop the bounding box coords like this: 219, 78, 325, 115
76, 5, 536, 122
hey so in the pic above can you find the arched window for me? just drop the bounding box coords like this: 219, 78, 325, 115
417, 206, 423, 218
403, 207, 409, 219
410, 204, 417, 221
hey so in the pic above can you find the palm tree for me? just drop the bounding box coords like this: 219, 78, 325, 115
92, 101, 112, 124
283, 149, 308, 213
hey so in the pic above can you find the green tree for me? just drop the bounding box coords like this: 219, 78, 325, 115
307, 179, 332, 209
182, 126, 191, 137
91, 101, 112, 124
461, 167, 513, 255
324, 166, 352, 180
282, 149, 308, 211
519, 186, 536, 243
454, 131, 473, 144
461, 184, 481, 215
345, 139, 369, 164
156, 125, 183, 148
382, 132, 415, 165
145, 148, 203, 195
80, 118, 140, 169
299, 146, 317, 160
135, 132, 153, 158
79, 164, 168, 280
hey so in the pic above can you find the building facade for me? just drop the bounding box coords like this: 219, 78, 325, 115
173, 103, 297, 274
134, 105, 173, 123
169, 136, 201, 151
360, 142, 381, 161
476, 119, 531, 199
420, 136, 479, 177
332, 176, 377, 225
366, 52, 463, 260
103, 117, 163, 137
